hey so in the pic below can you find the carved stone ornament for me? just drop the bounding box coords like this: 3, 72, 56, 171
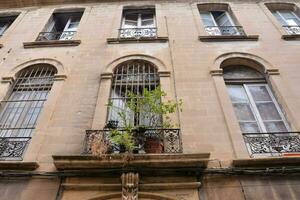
121, 172, 139, 200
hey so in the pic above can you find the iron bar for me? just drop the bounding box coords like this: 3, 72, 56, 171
0, 137, 31, 160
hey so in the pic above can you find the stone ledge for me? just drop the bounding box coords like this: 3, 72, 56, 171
0, 161, 39, 170
282, 34, 300, 40
233, 157, 300, 167
107, 37, 168, 44
199, 35, 259, 42
63, 182, 201, 191
23, 40, 81, 48
52, 153, 210, 170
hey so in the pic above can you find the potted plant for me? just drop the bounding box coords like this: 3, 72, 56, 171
106, 86, 182, 154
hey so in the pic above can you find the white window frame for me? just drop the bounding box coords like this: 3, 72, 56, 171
121, 10, 156, 29
275, 10, 300, 26
231, 83, 291, 133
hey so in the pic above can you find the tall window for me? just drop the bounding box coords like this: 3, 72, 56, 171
37, 11, 83, 41
224, 66, 290, 133
108, 60, 160, 127
120, 9, 156, 39
0, 65, 56, 160
200, 11, 243, 36
271, 10, 300, 34
0, 15, 18, 36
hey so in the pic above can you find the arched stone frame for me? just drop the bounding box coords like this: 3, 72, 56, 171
0, 58, 67, 162
87, 192, 177, 200
91, 54, 172, 130
210, 52, 300, 158
259, 2, 300, 37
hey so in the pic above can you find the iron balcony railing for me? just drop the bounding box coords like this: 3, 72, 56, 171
119, 27, 157, 39
83, 128, 182, 154
243, 132, 300, 157
36, 31, 77, 41
204, 26, 246, 36
283, 25, 300, 35
0, 137, 31, 160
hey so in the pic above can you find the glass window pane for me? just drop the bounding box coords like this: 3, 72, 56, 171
256, 102, 281, 120
227, 85, 248, 102
141, 13, 153, 20
233, 103, 256, 121
264, 121, 288, 132
248, 86, 272, 102
200, 12, 216, 26
141, 19, 154, 26
125, 13, 138, 22
239, 122, 260, 133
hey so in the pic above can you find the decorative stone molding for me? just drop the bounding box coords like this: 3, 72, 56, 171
54, 74, 67, 81
199, 35, 259, 42
1, 76, 14, 84
266, 68, 280, 75
100, 72, 113, 80
233, 157, 300, 167
107, 37, 168, 44
0, 161, 39, 170
121, 172, 139, 200
158, 71, 171, 77
210, 69, 223, 76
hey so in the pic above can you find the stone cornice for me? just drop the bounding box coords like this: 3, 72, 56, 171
1, 0, 300, 9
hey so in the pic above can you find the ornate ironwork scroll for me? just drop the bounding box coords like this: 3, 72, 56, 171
83, 128, 182, 154
0, 137, 31, 160
121, 172, 139, 200
119, 28, 157, 39
36, 31, 76, 41
205, 26, 245, 36
283, 26, 300, 35
243, 132, 300, 157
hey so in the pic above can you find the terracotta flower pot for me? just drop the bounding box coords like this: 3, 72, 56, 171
144, 138, 164, 153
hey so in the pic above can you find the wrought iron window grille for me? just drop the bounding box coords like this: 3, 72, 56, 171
0, 65, 56, 160
283, 25, 300, 35
243, 131, 300, 157
83, 129, 183, 154
36, 31, 77, 41
119, 28, 157, 39
205, 26, 246, 36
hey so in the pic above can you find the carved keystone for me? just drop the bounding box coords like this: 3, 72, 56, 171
121, 172, 139, 200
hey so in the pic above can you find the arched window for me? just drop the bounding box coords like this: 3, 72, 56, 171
0, 65, 56, 160
224, 65, 290, 133
108, 60, 160, 127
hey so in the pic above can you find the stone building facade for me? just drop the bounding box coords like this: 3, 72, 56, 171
0, 0, 300, 199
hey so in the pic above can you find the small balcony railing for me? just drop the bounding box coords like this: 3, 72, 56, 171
36, 31, 77, 41
83, 128, 182, 154
243, 132, 300, 157
283, 26, 300, 35
0, 137, 31, 160
204, 26, 246, 36
119, 28, 157, 39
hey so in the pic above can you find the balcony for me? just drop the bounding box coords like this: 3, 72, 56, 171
83, 128, 182, 155
0, 137, 31, 160
119, 28, 157, 39
283, 25, 300, 35
243, 132, 300, 157
204, 26, 246, 36
36, 31, 77, 41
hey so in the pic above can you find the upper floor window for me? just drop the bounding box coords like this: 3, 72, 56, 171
0, 65, 56, 160
108, 60, 161, 127
198, 4, 245, 36
36, 10, 83, 41
224, 66, 290, 133
0, 15, 18, 36
272, 10, 300, 34
119, 8, 156, 39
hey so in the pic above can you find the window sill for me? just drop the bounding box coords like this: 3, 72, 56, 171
199, 35, 259, 42
107, 37, 168, 44
233, 156, 300, 167
23, 40, 81, 48
282, 34, 300, 40
0, 161, 39, 170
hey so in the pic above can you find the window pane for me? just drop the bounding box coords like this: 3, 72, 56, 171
240, 122, 260, 133
212, 11, 233, 26
141, 19, 154, 26
256, 102, 281, 120
248, 86, 272, 102
200, 12, 216, 26
233, 103, 256, 121
264, 121, 288, 132
227, 85, 248, 102
141, 13, 153, 20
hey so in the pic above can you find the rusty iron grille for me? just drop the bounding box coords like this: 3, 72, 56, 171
108, 60, 160, 127
0, 65, 56, 160
243, 132, 300, 157
83, 129, 183, 154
